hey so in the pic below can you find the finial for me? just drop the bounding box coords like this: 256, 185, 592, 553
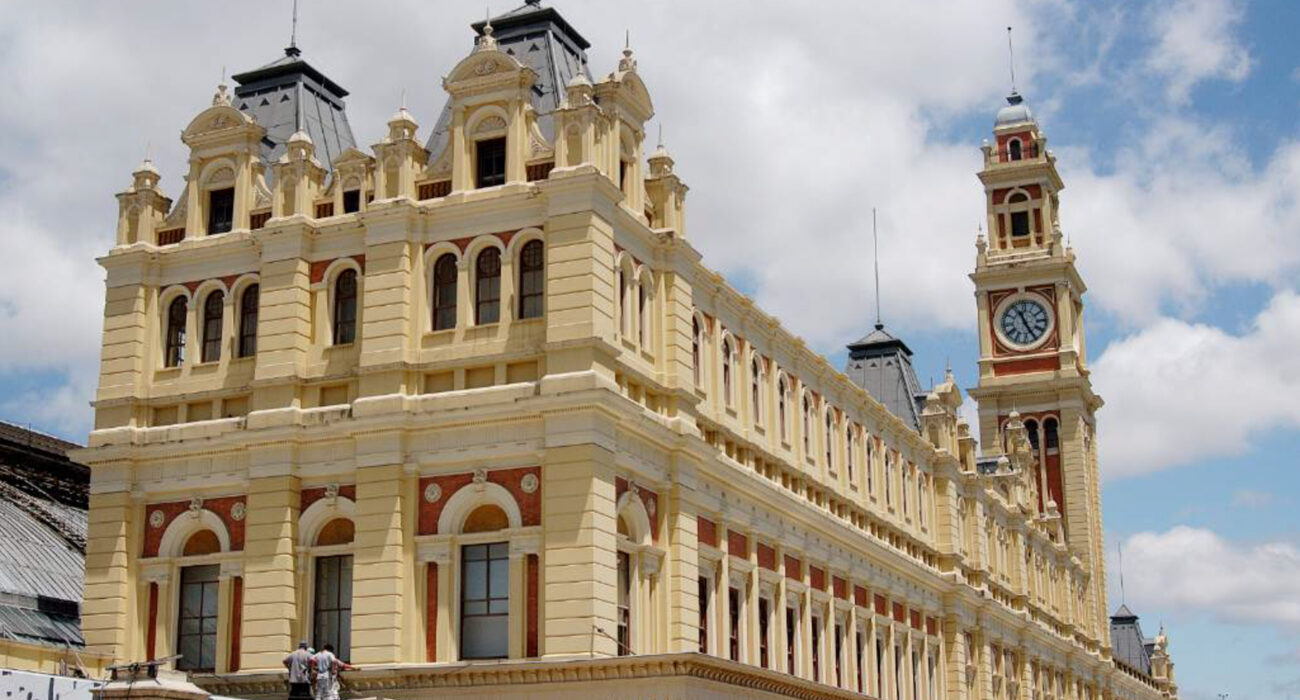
872, 207, 882, 329
400, 88, 407, 110
1006, 26, 1018, 96
1118, 540, 1126, 605
656, 123, 663, 149
212, 81, 231, 107
626, 29, 630, 49
477, 8, 498, 50
288, 0, 300, 54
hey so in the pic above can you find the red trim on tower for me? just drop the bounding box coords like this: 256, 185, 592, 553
993, 355, 1059, 376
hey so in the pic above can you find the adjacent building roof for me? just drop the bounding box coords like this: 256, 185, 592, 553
0, 422, 89, 649
231, 46, 357, 171
843, 323, 927, 431
1110, 604, 1154, 677
425, 0, 594, 159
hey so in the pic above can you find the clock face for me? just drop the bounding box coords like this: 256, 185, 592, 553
999, 298, 1051, 347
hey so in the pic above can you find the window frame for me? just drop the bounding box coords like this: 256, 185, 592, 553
517, 240, 545, 320
332, 268, 359, 345
312, 553, 354, 662
475, 137, 507, 189
201, 290, 224, 363
175, 563, 220, 672
459, 541, 510, 660
474, 247, 502, 325
164, 295, 188, 368
207, 187, 234, 235
238, 284, 259, 357
432, 253, 458, 331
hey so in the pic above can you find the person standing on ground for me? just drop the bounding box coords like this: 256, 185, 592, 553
312, 643, 356, 700
282, 640, 314, 700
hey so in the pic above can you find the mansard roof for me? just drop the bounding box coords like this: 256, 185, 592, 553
231, 46, 357, 171
1110, 604, 1154, 677
844, 323, 926, 432
426, 0, 593, 158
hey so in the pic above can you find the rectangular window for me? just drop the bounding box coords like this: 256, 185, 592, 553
811, 616, 821, 682
461, 542, 509, 659
834, 622, 844, 687
895, 645, 904, 700
1011, 210, 1030, 237
207, 188, 234, 235
786, 606, 797, 674
342, 189, 361, 214
313, 555, 353, 661
698, 576, 709, 653
857, 631, 865, 692
176, 564, 220, 671
617, 551, 631, 656
476, 137, 507, 188
758, 597, 770, 668
876, 637, 885, 697
728, 587, 741, 662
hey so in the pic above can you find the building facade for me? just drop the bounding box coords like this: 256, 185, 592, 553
78, 3, 1178, 699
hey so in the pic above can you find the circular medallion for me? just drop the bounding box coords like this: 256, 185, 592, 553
424, 483, 443, 503
230, 502, 246, 522
520, 474, 539, 494
148, 510, 165, 529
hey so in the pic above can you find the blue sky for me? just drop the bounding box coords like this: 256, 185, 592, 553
0, 0, 1297, 696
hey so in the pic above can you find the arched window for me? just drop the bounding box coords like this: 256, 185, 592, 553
333, 269, 358, 345
802, 396, 812, 454
475, 248, 501, 325
1044, 418, 1060, 451
638, 278, 650, 347
238, 284, 258, 357
721, 338, 734, 406
692, 317, 702, 385
884, 453, 894, 506
1009, 139, 1022, 161
902, 466, 911, 515
825, 410, 834, 467
164, 296, 188, 367
618, 268, 628, 336
865, 437, 874, 494
518, 240, 544, 319
751, 357, 762, 425
201, 290, 224, 363
1025, 418, 1041, 454
846, 426, 855, 483
778, 377, 788, 442
433, 254, 458, 331
1009, 193, 1031, 237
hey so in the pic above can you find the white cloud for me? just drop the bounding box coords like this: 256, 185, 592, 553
1143, 0, 1252, 102
1116, 527, 1300, 634
1232, 489, 1276, 509
1092, 290, 1300, 479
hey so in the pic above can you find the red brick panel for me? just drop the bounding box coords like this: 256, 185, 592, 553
893, 603, 906, 623
698, 517, 718, 548
757, 543, 777, 571
785, 556, 802, 582
810, 566, 825, 592
993, 355, 1059, 376
309, 255, 366, 284
833, 576, 848, 601
142, 496, 246, 557
727, 531, 749, 558
874, 595, 887, 616
910, 609, 922, 631
417, 466, 541, 535
527, 554, 540, 657
230, 577, 243, 672
926, 616, 938, 636
300, 484, 357, 512
854, 585, 868, 608
615, 478, 661, 544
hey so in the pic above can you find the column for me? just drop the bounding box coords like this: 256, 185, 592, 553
664, 478, 701, 652
239, 471, 299, 670
351, 432, 408, 664
82, 492, 140, 664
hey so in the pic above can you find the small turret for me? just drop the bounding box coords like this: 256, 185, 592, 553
644, 134, 688, 235
270, 129, 325, 219
115, 158, 171, 246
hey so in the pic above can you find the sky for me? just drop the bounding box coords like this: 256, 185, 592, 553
0, 0, 1297, 695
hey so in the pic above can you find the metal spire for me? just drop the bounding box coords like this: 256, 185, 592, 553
873, 207, 882, 329
290, 0, 299, 50
1006, 26, 1018, 95
1118, 541, 1127, 604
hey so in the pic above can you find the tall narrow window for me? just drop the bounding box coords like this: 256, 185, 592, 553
846, 426, 856, 483
201, 290, 223, 363
802, 397, 812, 454
165, 296, 187, 368
1045, 418, 1060, 451
475, 248, 501, 324
518, 240, 545, 320
876, 636, 885, 696
342, 189, 361, 214
692, 317, 701, 385
867, 439, 875, 494
638, 278, 649, 346
721, 338, 733, 406
895, 645, 904, 700
432, 254, 458, 331
1009, 139, 1023, 161
778, 377, 788, 442
758, 597, 770, 668
619, 269, 628, 336
617, 551, 631, 656
835, 622, 844, 687
475, 137, 507, 188
912, 650, 920, 700
333, 269, 358, 345
902, 466, 911, 516
698, 576, 709, 653
885, 454, 894, 506
857, 631, 866, 692
919, 474, 928, 527
460, 542, 509, 659
786, 606, 797, 674
1009, 193, 1031, 237
825, 411, 834, 467
238, 284, 259, 357
207, 188, 234, 235
176, 564, 220, 671
751, 358, 762, 424
811, 616, 821, 682
728, 587, 741, 661
313, 554, 353, 661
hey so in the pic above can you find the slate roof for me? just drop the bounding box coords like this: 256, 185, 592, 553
231, 46, 357, 171
1110, 604, 1153, 677
844, 324, 927, 431
425, 0, 593, 159
0, 422, 89, 649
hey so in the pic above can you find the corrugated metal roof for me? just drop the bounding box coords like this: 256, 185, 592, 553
0, 494, 84, 603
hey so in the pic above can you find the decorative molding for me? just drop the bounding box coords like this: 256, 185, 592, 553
520, 473, 539, 494
424, 482, 443, 503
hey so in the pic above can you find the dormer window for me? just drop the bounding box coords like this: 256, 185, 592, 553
476, 137, 506, 188
342, 189, 361, 214
207, 188, 234, 235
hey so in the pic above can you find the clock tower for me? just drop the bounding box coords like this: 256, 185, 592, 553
967, 90, 1111, 642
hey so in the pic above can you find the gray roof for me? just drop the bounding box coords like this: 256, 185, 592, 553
995, 91, 1035, 127
231, 46, 357, 171
844, 324, 927, 431
425, 0, 593, 158
1110, 605, 1153, 676
0, 423, 89, 649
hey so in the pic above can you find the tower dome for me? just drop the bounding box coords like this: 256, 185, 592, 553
995, 91, 1035, 127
